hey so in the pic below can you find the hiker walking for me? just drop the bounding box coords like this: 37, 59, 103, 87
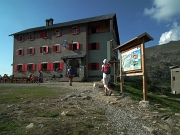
101, 59, 112, 96
67, 66, 75, 86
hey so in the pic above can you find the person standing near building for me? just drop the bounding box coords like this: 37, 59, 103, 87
101, 59, 112, 96
37, 71, 43, 85
67, 66, 75, 86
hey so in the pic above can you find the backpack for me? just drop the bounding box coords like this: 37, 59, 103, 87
69, 68, 75, 75
103, 64, 111, 74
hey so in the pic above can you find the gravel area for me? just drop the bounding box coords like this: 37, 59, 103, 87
1, 81, 180, 135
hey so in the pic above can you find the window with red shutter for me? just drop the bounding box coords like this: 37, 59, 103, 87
89, 63, 99, 70
46, 46, 48, 53
76, 42, 80, 50
32, 64, 36, 71
96, 43, 99, 50
69, 44, 72, 50
14, 65, 18, 72
47, 62, 53, 71
88, 44, 92, 50
60, 62, 64, 70
40, 47, 42, 53
77, 26, 80, 34
69, 28, 72, 34
38, 64, 42, 71
88, 64, 92, 70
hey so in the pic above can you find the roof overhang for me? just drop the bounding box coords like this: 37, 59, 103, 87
61, 53, 86, 59
113, 32, 153, 52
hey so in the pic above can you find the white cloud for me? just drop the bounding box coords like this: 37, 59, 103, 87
144, 0, 180, 22
159, 22, 180, 44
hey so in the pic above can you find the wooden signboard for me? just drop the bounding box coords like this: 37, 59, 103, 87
113, 32, 153, 101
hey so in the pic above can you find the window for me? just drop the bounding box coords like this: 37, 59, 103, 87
88, 63, 99, 70
88, 43, 99, 50
40, 46, 49, 54
69, 42, 80, 50
19, 35, 24, 42
40, 31, 47, 38
16, 49, 24, 56
69, 26, 80, 34
173, 76, 175, 81
88, 26, 99, 34
53, 62, 64, 71
52, 44, 60, 52
29, 34, 35, 40
14, 64, 23, 72
27, 47, 35, 55
52, 29, 62, 37
27, 64, 36, 71
38, 63, 48, 71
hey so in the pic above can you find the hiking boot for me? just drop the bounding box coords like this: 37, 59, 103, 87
108, 90, 112, 96
104, 91, 108, 96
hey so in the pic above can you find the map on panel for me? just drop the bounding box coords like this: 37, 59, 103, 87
121, 46, 141, 72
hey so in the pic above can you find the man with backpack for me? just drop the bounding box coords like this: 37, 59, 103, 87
67, 66, 75, 86
101, 59, 112, 96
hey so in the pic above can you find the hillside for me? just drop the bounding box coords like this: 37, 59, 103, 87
145, 40, 180, 87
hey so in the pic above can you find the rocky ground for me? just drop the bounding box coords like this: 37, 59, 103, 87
0, 81, 180, 135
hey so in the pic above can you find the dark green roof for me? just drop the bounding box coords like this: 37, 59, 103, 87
9, 13, 116, 36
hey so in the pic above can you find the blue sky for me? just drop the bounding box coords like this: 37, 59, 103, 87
0, 0, 180, 76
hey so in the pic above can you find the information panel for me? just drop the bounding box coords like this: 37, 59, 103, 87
121, 46, 141, 72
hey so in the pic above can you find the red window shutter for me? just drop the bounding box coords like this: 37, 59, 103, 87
96, 63, 99, 70
44, 31, 47, 38
22, 64, 25, 72
88, 44, 92, 50
52, 45, 55, 52
38, 64, 42, 71
47, 63, 51, 71
22, 36, 24, 41
60, 30, 62, 36
40, 47, 42, 53
14, 65, 18, 72
24, 64, 28, 72
69, 44, 72, 50
88, 28, 91, 34
60, 62, 64, 70
32, 34, 35, 40
32, 64, 36, 71
40, 32, 43, 38
57, 45, 60, 52
96, 43, 99, 50
32, 48, 35, 54
88, 63, 92, 70
77, 42, 80, 50
27, 35, 29, 40
69, 28, 72, 34
46, 46, 49, 53
47, 62, 53, 71
16, 50, 19, 56
77, 26, 80, 34
96, 26, 99, 33
27, 49, 29, 55
52, 30, 55, 37
22, 49, 24, 55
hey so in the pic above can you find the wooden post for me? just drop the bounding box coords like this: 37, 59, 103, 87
113, 61, 116, 83
120, 54, 123, 93
141, 43, 147, 101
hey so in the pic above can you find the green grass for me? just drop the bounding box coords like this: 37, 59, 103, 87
0, 86, 69, 104
114, 82, 180, 113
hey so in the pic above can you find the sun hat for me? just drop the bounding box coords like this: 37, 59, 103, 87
103, 59, 107, 64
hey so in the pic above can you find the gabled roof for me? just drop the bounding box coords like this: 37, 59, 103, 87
113, 32, 153, 51
9, 13, 116, 36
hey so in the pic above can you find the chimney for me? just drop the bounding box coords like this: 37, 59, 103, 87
45, 19, 49, 26
49, 18, 54, 26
